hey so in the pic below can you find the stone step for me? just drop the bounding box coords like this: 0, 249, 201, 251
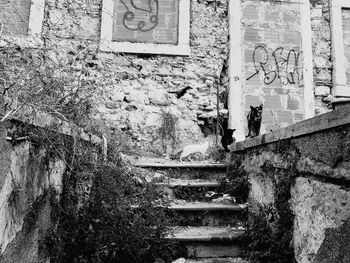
168, 202, 247, 227
155, 179, 222, 188
135, 160, 227, 180
134, 161, 227, 169
168, 201, 246, 212
167, 226, 244, 242
183, 258, 248, 263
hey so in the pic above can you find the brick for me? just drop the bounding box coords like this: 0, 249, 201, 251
136, 31, 156, 42
155, 28, 177, 43
264, 95, 282, 109
283, 31, 301, 46
265, 11, 280, 22
244, 49, 255, 63
112, 26, 136, 42
294, 113, 304, 122
245, 95, 262, 108
167, 14, 177, 29
287, 96, 300, 110
277, 110, 293, 125
244, 28, 260, 42
264, 30, 279, 43
283, 11, 298, 25
242, 5, 259, 20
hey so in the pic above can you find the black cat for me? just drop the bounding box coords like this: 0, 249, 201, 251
246, 104, 263, 138
220, 116, 236, 152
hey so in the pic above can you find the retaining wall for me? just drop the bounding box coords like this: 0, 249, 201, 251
229, 105, 350, 262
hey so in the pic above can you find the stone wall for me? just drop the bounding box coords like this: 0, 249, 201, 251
0, 0, 336, 155
229, 106, 350, 262
40, 0, 229, 155
310, 0, 332, 114
0, 121, 66, 262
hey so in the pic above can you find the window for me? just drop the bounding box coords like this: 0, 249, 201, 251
100, 0, 190, 56
330, 0, 350, 96
0, 0, 45, 47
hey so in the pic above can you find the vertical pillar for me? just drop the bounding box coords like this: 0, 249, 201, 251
300, 0, 315, 118
228, 0, 245, 141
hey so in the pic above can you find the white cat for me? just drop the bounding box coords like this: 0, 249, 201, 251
174, 140, 210, 162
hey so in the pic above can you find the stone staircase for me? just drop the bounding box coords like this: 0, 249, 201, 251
134, 160, 248, 263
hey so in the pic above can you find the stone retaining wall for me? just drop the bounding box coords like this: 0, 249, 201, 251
229, 105, 350, 262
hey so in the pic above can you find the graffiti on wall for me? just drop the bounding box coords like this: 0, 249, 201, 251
121, 0, 159, 32
247, 46, 303, 86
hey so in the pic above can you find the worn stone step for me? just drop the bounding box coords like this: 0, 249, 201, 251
186, 243, 241, 258
183, 257, 248, 263
135, 160, 227, 180
168, 201, 247, 227
158, 179, 231, 202
169, 201, 246, 212
134, 161, 227, 169
167, 226, 244, 242
155, 179, 222, 188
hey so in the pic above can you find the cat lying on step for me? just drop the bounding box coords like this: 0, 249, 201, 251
171, 140, 210, 162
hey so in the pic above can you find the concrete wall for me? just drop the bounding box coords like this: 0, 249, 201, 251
229, 106, 350, 262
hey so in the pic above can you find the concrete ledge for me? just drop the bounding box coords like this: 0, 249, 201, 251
230, 105, 350, 152
6, 105, 102, 145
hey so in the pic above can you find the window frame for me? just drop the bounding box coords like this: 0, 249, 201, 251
0, 0, 45, 47
330, 0, 350, 96
99, 0, 190, 56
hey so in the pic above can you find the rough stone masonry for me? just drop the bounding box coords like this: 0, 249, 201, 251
0, 0, 334, 153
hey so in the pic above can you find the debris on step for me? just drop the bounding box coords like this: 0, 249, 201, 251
212, 194, 236, 204
205, 191, 219, 198
156, 179, 221, 188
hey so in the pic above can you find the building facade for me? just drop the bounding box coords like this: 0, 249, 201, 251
0, 0, 340, 153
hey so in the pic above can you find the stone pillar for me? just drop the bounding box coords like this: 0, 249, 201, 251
228, 0, 245, 141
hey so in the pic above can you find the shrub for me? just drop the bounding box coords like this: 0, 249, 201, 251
46, 162, 177, 263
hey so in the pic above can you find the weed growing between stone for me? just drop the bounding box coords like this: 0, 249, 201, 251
157, 110, 179, 152
225, 163, 249, 204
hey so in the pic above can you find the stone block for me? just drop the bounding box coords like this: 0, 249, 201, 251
315, 86, 330, 97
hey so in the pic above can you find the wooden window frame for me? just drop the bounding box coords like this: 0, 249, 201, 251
100, 0, 190, 56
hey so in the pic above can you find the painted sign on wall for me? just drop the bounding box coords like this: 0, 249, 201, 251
112, 0, 179, 44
